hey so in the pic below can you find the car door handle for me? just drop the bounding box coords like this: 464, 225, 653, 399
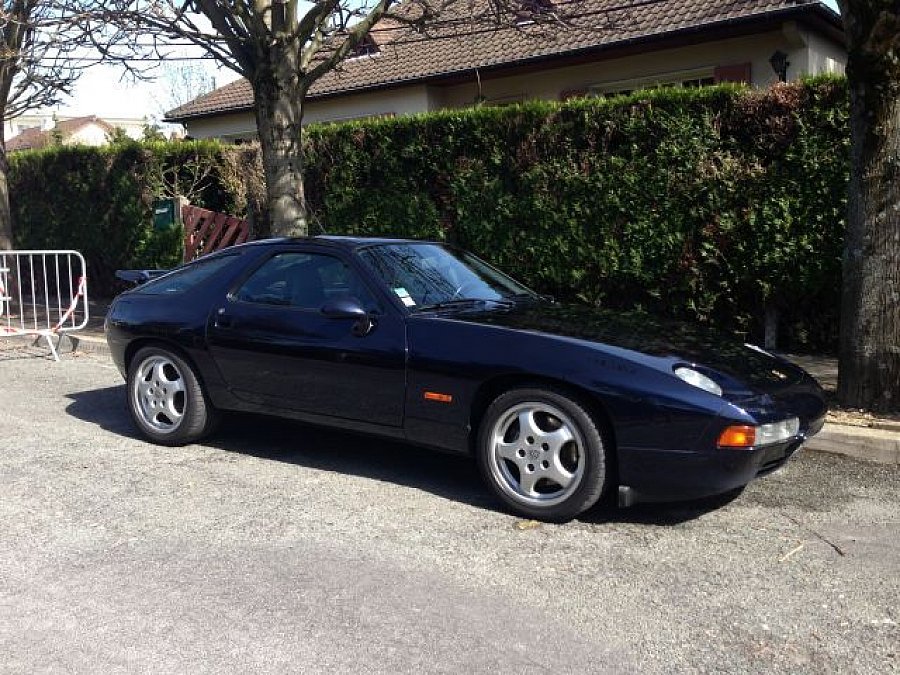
215, 307, 233, 328
352, 315, 376, 337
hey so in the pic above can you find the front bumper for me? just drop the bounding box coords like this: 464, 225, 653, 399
617, 409, 825, 506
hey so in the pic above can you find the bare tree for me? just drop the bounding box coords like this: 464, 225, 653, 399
836, 1, 900, 412
158, 61, 216, 113
0, 0, 137, 249
107, 0, 558, 237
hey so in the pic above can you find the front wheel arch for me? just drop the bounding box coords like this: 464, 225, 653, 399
469, 375, 618, 476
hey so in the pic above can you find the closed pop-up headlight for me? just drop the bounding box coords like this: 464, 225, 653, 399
674, 366, 723, 397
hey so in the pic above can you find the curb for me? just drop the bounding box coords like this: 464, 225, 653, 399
805, 423, 900, 465
65, 333, 110, 355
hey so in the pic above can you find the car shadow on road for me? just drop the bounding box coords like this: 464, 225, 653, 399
213, 414, 499, 512
64, 385, 496, 512
580, 489, 744, 526
64, 383, 145, 440
65, 385, 735, 526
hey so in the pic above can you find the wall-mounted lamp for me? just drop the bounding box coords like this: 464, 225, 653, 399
769, 50, 790, 82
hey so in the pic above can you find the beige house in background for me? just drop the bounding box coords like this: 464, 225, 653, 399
4, 115, 146, 152
165, 0, 846, 141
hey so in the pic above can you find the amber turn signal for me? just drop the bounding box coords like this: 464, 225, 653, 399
424, 391, 453, 403
717, 425, 756, 448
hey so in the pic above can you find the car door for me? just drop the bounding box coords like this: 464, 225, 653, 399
206, 246, 406, 427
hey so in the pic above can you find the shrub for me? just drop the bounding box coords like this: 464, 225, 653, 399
8, 140, 264, 296
304, 78, 849, 352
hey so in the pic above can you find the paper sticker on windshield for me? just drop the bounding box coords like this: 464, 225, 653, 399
394, 287, 416, 306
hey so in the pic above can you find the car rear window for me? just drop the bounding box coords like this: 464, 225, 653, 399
132, 255, 237, 295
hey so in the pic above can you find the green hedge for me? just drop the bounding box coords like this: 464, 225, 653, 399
9, 78, 848, 351
304, 78, 849, 352
9, 140, 263, 296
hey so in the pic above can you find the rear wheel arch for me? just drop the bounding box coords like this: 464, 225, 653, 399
124, 338, 219, 414
125, 339, 202, 384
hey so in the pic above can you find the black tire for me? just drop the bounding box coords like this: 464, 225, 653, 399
477, 387, 608, 522
127, 345, 219, 446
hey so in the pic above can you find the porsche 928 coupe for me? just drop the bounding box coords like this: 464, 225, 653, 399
105, 237, 826, 521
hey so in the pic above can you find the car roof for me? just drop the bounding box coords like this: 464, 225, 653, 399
314, 235, 430, 248
234, 235, 443, 251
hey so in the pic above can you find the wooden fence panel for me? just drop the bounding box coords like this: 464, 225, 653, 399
182, 205, 251, 262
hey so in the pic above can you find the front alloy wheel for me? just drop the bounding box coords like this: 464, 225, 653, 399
478, 388, 608, 521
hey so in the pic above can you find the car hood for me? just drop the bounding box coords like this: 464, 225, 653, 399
434, 301, 808, 391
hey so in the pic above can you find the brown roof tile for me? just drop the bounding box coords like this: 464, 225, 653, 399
5, 126, 48, 152
165, 0, 839, 121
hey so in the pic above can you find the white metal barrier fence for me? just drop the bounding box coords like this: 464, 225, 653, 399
0, 250, 89, 361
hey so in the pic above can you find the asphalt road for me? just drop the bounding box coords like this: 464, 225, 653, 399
1, 342, 898, 674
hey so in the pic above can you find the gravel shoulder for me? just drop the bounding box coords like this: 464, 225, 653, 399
1, 345, 898, 674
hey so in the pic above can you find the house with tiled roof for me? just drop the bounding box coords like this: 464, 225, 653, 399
165, 0, 845, 141
4, 115, 144, 152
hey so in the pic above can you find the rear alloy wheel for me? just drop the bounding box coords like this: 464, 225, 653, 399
127, 346, 218, 446
478, 388, 607, 522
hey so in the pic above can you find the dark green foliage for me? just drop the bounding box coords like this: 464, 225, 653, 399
9, 140, 262, 296
304, 78, 849, 352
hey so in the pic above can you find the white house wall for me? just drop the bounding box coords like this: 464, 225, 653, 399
186, 111, 257, 140
68, 123, 114, 146
304, 85, 431, 123
184, 86, 432, 140
803, 29, 846, 77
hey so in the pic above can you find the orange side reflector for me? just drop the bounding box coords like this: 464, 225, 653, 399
717, 425, 756, 449
424, 391, 453, 404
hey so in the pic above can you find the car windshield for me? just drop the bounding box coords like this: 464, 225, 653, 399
357, 243, 537, 311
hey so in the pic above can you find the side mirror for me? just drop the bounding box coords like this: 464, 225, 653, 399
321, 297, 375, 336
321, 296, 367, 320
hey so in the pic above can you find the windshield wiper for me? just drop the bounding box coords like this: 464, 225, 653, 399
415, 297, 514, 312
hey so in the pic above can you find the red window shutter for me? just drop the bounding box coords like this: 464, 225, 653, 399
559, 87, 588, 101
714, 63, 752, 84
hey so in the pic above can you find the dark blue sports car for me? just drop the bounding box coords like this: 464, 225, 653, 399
105, 237, 826, 521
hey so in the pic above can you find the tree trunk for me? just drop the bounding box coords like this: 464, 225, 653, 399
0, 140, 13, 250
837, 3, 900, 412
764, 304, 779, 351
252, 48, 309, 238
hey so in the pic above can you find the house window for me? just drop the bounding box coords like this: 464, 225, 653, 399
483, 94, 526, 107
515, 0, 555, 25
681, 76, 717, 88
320, 112, 396, 125
347, 35, 380, 60
590, 68, 717, 97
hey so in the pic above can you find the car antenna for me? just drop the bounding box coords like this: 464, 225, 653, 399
310, 212, 328, 235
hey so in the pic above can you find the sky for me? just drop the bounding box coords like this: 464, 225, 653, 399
56, 57, 240, 124
52, 0, 843, 125
54, 2, 313, 124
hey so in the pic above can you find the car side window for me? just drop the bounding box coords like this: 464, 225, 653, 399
133, 254, 238, 296
235, 252, 378, 311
